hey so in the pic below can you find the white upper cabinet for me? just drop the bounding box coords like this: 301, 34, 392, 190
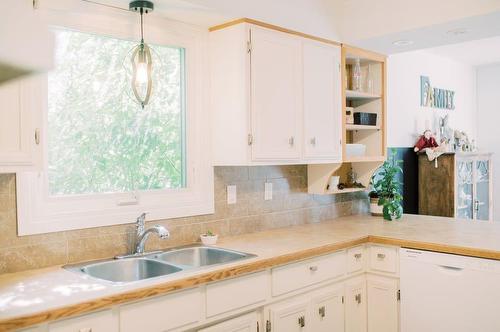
302, 40, 342, 161
250, 26, 302, 161
0, 76, 43, 173
210, 21, 342, 165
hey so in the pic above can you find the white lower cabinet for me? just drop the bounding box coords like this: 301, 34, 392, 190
366, 275, 399, 332
49, 309, 118, 332
197, 312, 260, 332
311, 285, 345, 332
265, 299, 310, 332
345, 276, 367, 332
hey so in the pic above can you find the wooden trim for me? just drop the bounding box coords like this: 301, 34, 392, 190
209, 18, 341, 46
342, 44, 386, 62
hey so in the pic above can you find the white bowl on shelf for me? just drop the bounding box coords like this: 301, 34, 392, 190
346, 144, 366, 157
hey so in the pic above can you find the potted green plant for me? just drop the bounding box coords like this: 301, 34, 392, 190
369, 149, 404, 221
200, 230, 218, 246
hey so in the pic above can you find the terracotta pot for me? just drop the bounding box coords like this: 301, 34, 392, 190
370, 197, 383, 216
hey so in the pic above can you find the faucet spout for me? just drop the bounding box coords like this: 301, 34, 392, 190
135, 224, 170, 255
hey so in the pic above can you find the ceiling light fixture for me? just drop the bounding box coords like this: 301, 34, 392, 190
446, 28, 469, 36
128, 0, 154, 109
392, 39, 414, 46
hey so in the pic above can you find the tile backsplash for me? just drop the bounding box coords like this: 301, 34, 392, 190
0, 166, 368, 274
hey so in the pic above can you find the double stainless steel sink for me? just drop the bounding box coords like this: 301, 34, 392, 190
65, 245, 256, 283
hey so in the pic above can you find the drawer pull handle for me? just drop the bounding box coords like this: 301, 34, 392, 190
298, 315, 305, 327
377, 253, 386, 259
309, 266, 318, 272
354, 253, 362, 259
355, 293, 362, 304
319, 306, 326, 318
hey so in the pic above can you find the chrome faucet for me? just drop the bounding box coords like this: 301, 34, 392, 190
134, 212, 170, 255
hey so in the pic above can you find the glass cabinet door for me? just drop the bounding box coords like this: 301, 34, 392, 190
456, 159, 474, 220
475, 159, 490, 221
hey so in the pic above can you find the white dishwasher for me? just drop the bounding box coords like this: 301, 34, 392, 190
400, 248, 500, 332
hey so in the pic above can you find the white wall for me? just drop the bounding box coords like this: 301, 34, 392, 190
477, 64, 500, 220
387, 50, 477, 147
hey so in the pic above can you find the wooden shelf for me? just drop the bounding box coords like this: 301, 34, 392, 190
346, 124, 380, 131
326, 187, 367, 195
345, 90, 381, 100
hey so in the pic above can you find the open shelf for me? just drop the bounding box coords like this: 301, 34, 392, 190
326, 187, 367, 195
345, 90, 381, 100
346, 124, 380, 131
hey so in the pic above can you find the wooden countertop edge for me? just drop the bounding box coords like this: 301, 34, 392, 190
0, 237, 367, 331
3, 234, 500, 331
369, 235, 500, 260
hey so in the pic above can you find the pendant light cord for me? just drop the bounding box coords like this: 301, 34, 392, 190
140, 7, 144, 44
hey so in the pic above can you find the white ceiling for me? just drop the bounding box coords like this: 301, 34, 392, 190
86, 0, 500, 59
425, 36, 500, 67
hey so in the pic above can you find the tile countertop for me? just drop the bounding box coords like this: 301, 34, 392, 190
3, 214, 500, 330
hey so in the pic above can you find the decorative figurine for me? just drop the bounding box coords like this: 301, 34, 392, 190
414, 130, 439, 152
414, 129, 448, 163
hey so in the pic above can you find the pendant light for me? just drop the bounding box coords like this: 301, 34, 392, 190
129, 1, 154, 109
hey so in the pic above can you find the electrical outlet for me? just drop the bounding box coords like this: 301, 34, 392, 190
264, 182, 273, 200
227, 185, 237, 204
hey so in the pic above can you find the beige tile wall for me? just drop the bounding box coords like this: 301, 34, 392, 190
0, 166, 368, 274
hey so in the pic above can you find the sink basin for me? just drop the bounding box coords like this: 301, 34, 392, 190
153, 246, 255, 268
74, 258, 182, 283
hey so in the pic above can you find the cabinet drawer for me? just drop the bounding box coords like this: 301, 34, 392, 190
120, 288, 203, 332
206, 271, 269, 317
272, 251, 346, 296
369, 245, 398, 274
347, 246, 366, 274
49, 310, 118, 332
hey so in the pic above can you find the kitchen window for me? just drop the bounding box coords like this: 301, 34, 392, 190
16, 1, 213, 235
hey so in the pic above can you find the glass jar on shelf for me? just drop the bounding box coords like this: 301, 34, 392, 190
352, 58, 362, 91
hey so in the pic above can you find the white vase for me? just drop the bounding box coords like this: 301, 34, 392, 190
370, 197, 383, 216
200, 234, 218, 246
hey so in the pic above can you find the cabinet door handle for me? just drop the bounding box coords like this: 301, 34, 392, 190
355, 293, 362, 304
310, 137, 316, 146
34, 128, 40, 145
289, 136, 295, 146
474, 200, 480, 212
319, 306, 326, 318
298, 315, 305, 327
309, 265, 318, 272
377, 253, 386, 260
354, 253, 362, 259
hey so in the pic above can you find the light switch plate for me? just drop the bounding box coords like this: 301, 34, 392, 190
264, 182, 273, 200
227, 185, 237, 204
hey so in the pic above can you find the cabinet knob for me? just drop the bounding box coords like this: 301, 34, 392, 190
310, 137, 316, 146
318, 306, 326, 318
354, 253, 362, 259
298, 315, 305, 327
309, 265, 318, 272
289, 136, 295, 146
377, 253, 386, 260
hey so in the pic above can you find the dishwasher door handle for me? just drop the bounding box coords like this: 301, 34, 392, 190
439, 265, 465, 272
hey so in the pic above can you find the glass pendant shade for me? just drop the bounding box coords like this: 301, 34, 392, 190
131, 42, 153, 107
127, 1, 155, 108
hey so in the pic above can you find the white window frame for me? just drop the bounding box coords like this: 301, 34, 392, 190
16, 0, 213, 235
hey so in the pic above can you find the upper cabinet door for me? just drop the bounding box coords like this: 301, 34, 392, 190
250, 26, 302, 161
0, 76, 43, 172
303, 41, 341, 161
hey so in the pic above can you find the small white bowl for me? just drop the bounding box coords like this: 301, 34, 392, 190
200, 234, 218, 246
